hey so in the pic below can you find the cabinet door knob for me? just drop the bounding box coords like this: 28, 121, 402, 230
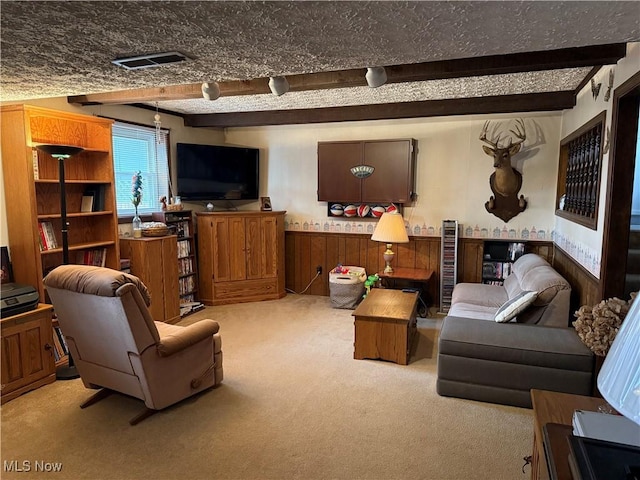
44, 343, 52, 351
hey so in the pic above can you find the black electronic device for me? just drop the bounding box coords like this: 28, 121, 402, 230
1, 282, 39, 318
176, 143, 259, 201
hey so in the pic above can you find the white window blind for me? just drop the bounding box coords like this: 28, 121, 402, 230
112, 121, 170, 216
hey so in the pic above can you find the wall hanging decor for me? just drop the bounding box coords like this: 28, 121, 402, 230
479, 119, 528, 222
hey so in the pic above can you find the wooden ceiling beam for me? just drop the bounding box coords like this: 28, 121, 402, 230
68, 44, 626, 105
183, 91, 576, 128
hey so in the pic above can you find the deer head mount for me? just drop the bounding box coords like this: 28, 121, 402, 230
480, 118, 527, 222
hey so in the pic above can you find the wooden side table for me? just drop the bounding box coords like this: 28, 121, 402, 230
377, 267, 434, 316
530, 389, 605, 480
352, 288, 419, 365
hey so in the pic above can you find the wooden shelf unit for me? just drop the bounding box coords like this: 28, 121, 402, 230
439, 220, 459, 314
0, 105, 120, 303
119, 236, 181, 324
482, 240, 526, 285
196, 211, 286, 305
152, 210, 198, 303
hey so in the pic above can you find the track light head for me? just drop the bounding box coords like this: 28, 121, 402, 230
201, 82, 220, 101
365, 67, 387, 88
268, 76, 289, 96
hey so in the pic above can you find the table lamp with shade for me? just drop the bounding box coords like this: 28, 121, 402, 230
36, 144, 84, 379
371, 212, 409, 274
597, 295, 640, 427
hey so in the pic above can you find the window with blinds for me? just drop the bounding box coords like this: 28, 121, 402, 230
112, 121, 170, 216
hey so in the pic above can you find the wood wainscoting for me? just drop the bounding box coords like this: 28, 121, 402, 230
285, 231, 554, 309
551, 246, 601, 318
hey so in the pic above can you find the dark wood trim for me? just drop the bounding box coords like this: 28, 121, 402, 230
574, 66, 602, 96
555, 110, 607, 230
185, 92, 576, 128
68, 44, 626, 107
600, 70, 640, 299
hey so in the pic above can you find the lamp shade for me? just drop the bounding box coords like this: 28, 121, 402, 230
35, 144, 84, 157
371, 212, 409, 244
597, 296, 640, 426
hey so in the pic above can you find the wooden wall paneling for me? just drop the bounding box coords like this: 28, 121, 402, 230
285, 231, 297, 293
298, 234, 312, 294
458, 239, 484, 283
552, 246, 601, 321
396, 241, 416, 269
309, 235, 326, 296
528, 242, 553, 263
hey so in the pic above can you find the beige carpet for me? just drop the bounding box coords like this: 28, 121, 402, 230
1, 294, 533, 480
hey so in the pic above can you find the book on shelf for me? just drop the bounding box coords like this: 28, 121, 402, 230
83, 185, 105, 212
120, 258, 131, 274
53, 325, 69, 355
37, 221, 58, 251
76, 248, 107, 267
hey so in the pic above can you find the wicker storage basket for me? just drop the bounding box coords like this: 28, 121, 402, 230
141, 222, 170, 237
329, 266, 367, 309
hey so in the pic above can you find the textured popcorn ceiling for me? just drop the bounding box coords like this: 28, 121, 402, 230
1, 1, 639, 114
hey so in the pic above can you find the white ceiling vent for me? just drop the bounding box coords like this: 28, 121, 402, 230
112, 51, 192, 70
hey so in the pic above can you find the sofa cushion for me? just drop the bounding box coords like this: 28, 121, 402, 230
448, 302, 498, 321
503, 274, 523, 299
494, 290, 538, 323
512, 253, 550, 278
439, 316, 594, 372
450, 283, 508, 309
521, 265, 570, 306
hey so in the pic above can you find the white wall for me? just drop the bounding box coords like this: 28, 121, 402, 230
225, 113, 562, 240
0, 97, 225, 247
555, 43, 640, 277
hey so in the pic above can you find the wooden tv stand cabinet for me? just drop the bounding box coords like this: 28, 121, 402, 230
196, 211, 286, 305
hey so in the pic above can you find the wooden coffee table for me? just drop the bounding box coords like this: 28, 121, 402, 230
352, 288, 419, 365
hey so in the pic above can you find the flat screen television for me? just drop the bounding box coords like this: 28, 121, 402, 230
177, 143, 259, 201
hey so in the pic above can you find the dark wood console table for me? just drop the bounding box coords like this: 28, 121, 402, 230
530, 389, 605, 480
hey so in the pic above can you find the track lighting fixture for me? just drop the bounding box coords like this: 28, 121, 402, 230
365, 67, 387, 88
201, 82, 221, 101
268, 76, 290, 96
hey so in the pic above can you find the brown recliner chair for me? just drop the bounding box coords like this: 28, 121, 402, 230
43, 264, 223, 425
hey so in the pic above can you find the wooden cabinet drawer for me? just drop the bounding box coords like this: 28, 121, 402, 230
213, 279, 278, 304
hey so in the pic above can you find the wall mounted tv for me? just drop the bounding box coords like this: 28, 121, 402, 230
176, 143, 259, 201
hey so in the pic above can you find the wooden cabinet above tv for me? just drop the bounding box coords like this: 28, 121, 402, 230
317, 139, 416, 204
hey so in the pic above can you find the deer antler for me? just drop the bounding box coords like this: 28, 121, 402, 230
479, 121, 500, 149
507, 118, 526, 147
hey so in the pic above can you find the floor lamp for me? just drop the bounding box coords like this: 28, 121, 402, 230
36, 144, 84, 380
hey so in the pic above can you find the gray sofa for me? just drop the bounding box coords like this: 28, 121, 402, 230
437, 254, 594, 408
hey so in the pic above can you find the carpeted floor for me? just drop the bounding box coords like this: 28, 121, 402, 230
1, 294, 533, 480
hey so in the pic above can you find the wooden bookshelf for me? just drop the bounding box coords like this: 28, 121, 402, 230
152, 210, 199, 305
0, 105, 120, 303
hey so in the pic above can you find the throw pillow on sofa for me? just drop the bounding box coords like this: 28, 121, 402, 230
494, 290, 538, 323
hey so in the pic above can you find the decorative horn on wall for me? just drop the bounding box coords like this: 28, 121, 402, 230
479, 118, 528, 222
